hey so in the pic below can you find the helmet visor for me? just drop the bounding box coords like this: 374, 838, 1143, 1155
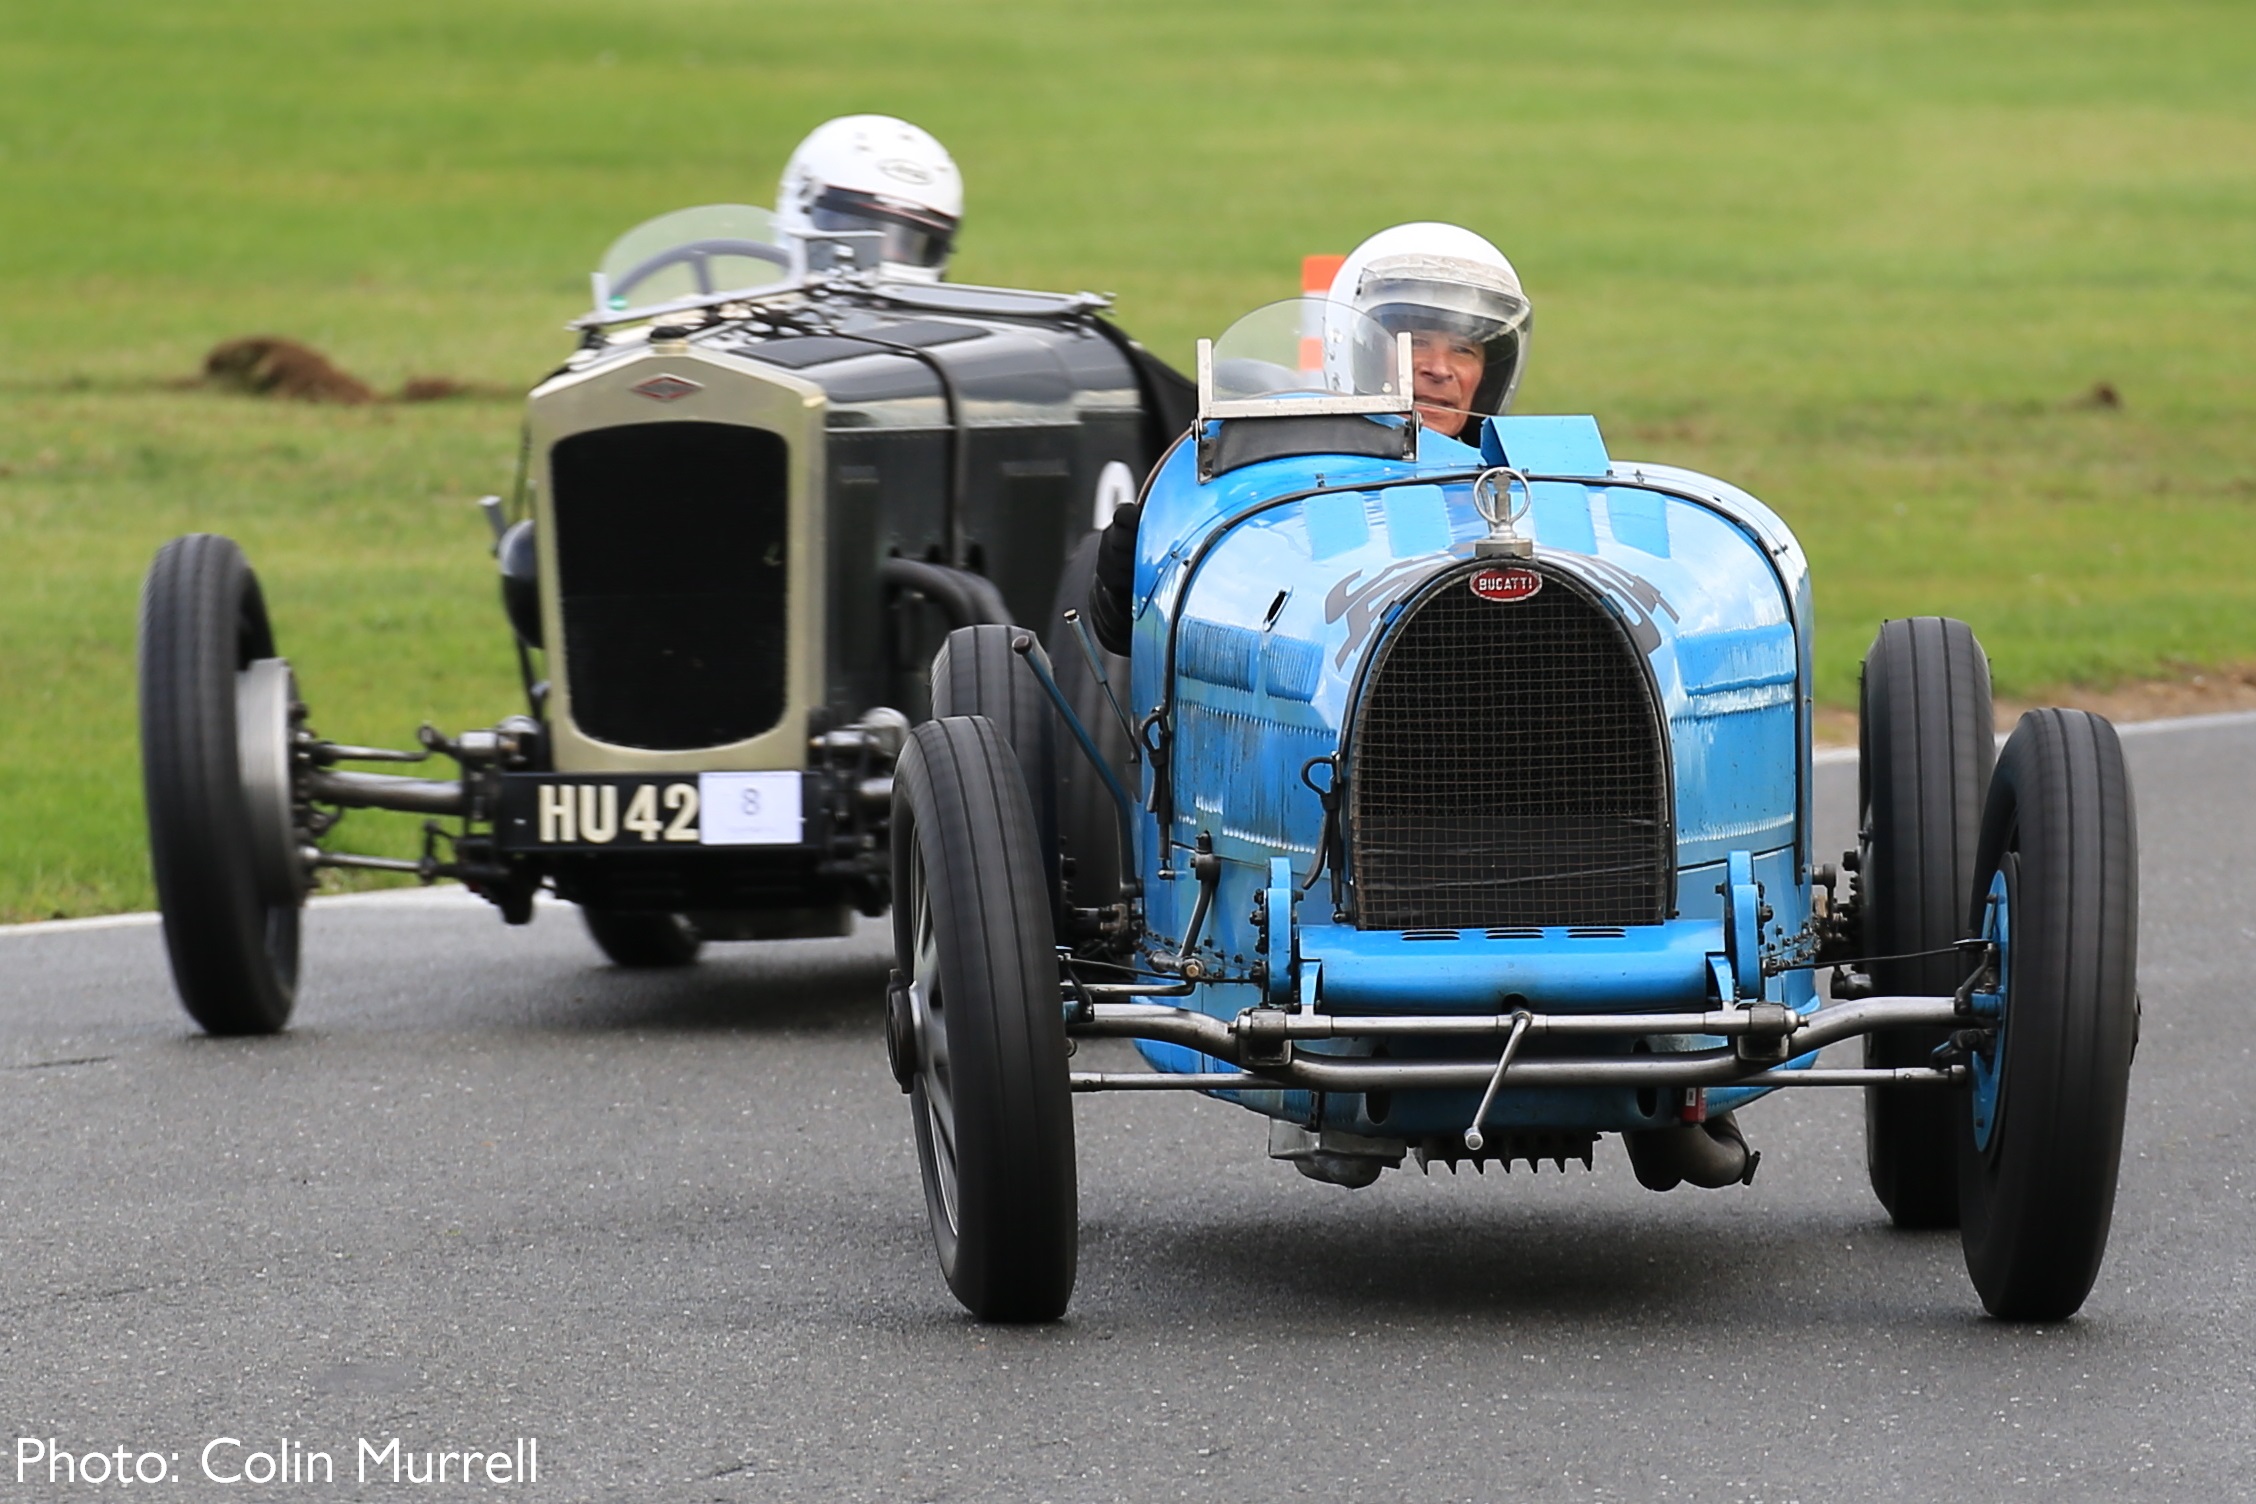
1356, 271, 1530, 347
1353, 256, 1533, 422
807, 187, 957, 270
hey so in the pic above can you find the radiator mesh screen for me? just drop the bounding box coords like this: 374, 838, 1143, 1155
552, 422, 790, 750
1349, 568, 1669, 929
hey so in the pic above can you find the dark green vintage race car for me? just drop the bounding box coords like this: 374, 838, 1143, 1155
137, 204, 1187, 1033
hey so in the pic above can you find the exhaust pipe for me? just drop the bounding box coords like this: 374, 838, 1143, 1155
1623, 1112, 1761, 1191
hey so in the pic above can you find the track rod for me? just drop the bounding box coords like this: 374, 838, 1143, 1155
1067, 1065, 1966, 1094
1065, 995, 1967, 1091
305, 769, 467, 816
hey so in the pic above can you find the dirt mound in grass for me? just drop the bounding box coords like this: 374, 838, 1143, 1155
203, 336, 377, 403
199, 338, 493, 404
396, 375, 476, 401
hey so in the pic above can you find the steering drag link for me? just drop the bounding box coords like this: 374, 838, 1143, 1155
1463, 1011, 1534, 1152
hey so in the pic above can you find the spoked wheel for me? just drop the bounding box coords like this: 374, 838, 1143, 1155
1957, 709, 2138, 1321
581, 908, 703, 968
138, 534, 310, 1035
931, 623, 1061, 913
889, 715, 1075, 1322
1858, 617, 1993, 1227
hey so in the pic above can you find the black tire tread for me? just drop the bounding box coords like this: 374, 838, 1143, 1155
139, 533, 298, 1035
580, 909, 703, 968
931, 624, 1061, 904
1860, 616, 1992, 1227
895, 716, 1076, 1321
1958, 708, 2137, 1321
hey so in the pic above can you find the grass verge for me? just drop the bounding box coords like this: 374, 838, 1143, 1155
3, 0, 2251, 917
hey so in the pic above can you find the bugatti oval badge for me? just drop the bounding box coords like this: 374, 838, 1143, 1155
1469, 566, 1543, 602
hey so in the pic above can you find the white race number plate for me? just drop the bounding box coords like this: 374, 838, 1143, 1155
695, 772, 804, 846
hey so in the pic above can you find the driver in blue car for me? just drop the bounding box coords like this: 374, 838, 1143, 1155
1327, 220, 1534, 444
775, 114, 964, 284
1086, 222, 1534, 652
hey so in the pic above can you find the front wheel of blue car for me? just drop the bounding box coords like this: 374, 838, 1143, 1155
1956, 709, 2138, 1321
893, 715, 1077, 1322
1859, 616, 1994, 1229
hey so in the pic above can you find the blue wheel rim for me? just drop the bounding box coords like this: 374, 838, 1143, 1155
1968, 866, 2010, 1152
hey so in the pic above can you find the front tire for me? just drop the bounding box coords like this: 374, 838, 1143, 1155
138, 534, 304, 1035
893, 715, 1076, 1322
581, 909, 703, 968
1858, 617, 1993, 1227
1957, 709, 2138, 1321
931, 624, 1060, 911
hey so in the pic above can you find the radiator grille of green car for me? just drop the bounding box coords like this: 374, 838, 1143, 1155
1348, 565, 1670, 930
551, 422, 790, 750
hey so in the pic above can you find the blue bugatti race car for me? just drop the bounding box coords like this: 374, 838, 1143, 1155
886, 295, 2139, 1324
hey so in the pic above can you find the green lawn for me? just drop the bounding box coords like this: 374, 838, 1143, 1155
3, 0, 2252, 918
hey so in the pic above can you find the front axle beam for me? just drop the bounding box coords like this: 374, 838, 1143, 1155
1065, 994, 1967, 1093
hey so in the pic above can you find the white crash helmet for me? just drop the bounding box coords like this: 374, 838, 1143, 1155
1327, 223, 1533, 420
776, 115, 963, 283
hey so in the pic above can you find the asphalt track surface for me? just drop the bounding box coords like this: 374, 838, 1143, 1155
3, 714, 2252, 1502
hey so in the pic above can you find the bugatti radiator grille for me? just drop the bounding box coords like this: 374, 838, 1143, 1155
551, 421, 790, 750
1348, 567, 1669, 929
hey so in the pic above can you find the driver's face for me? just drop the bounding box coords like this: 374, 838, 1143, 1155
1409, 330, 1485, 436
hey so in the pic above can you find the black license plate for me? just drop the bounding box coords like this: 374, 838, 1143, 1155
496, 772, 806, 851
